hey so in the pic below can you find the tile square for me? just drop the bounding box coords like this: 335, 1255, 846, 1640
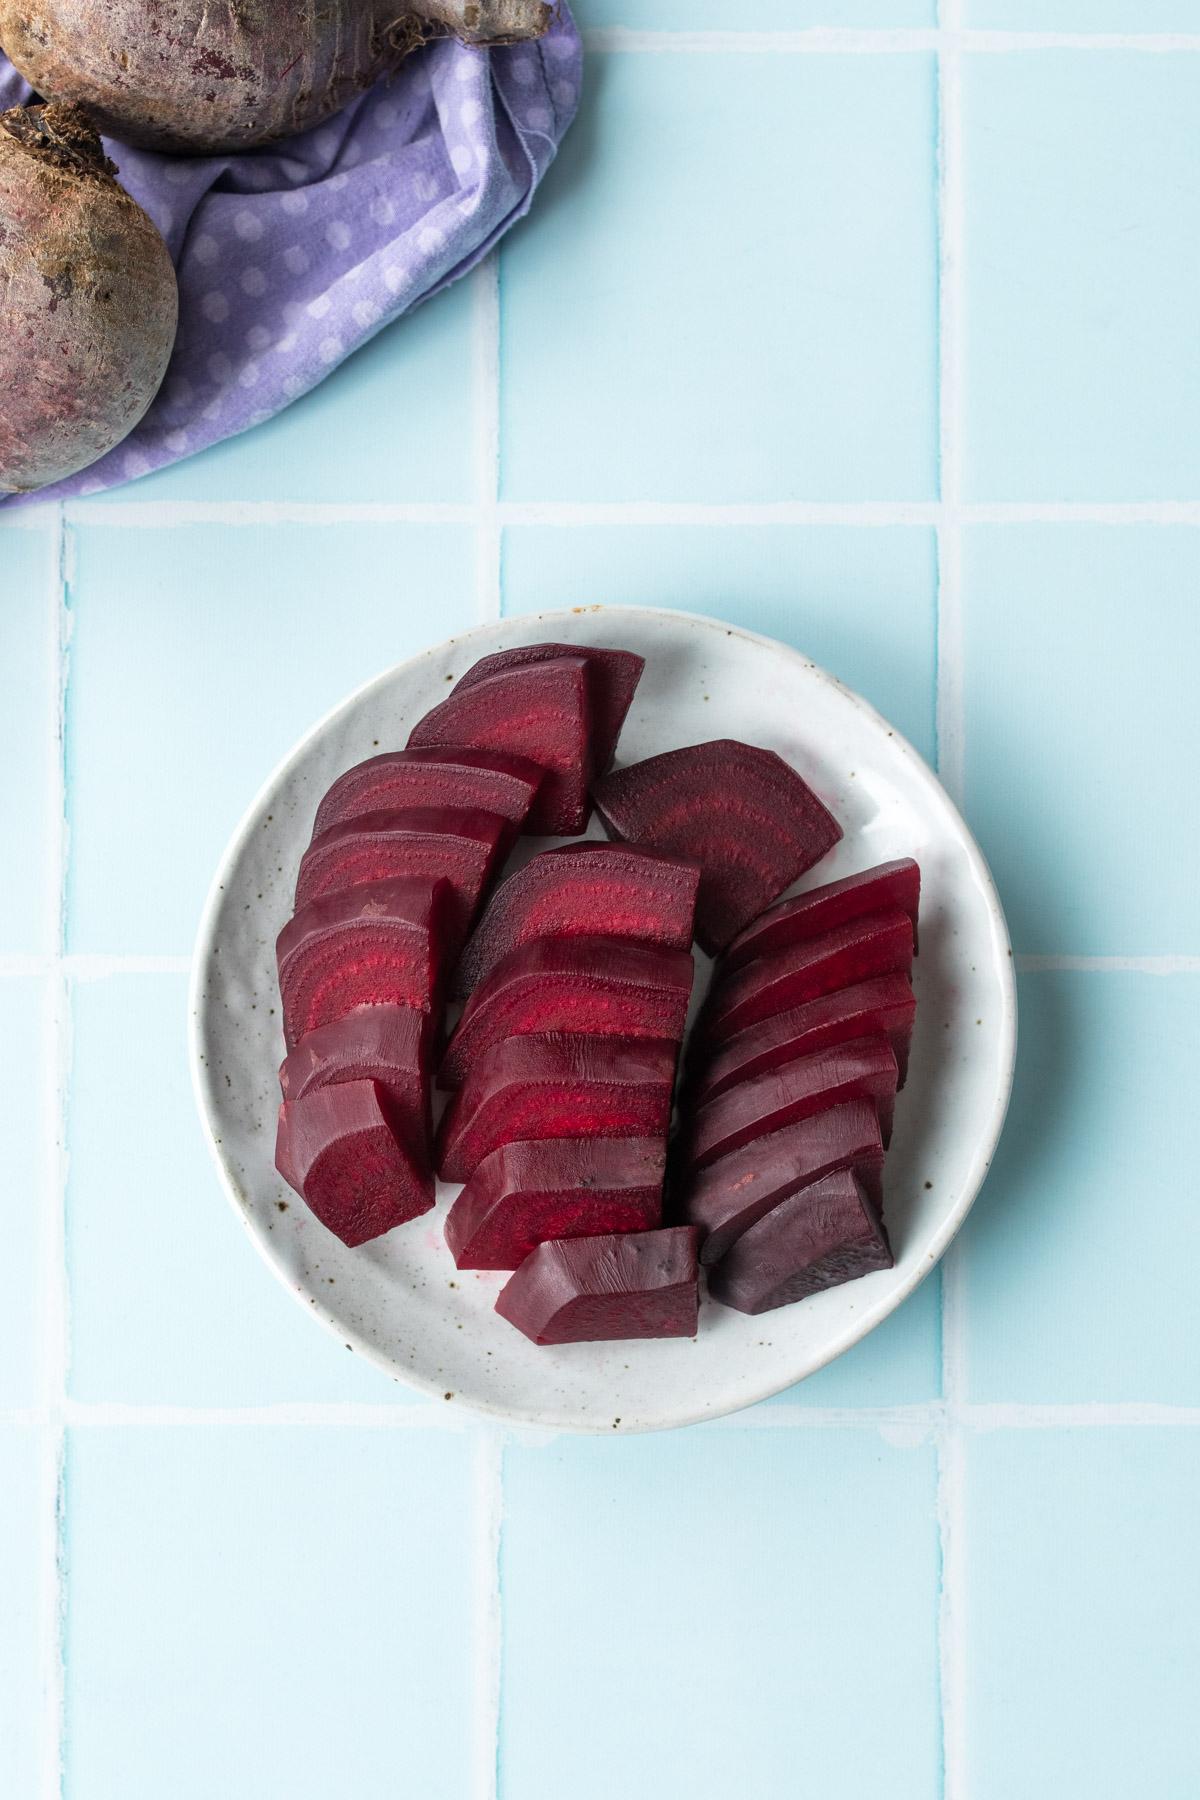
961, 970, 1200, 1404
965, 1429, 1200, 1799
65, 522, 475, 954
502, 525, 938, 760
0, 1428, 44, 1800
962, 52, 1200, 500
65, 1426, 474, 1800
501, 53, 938, 501
961, 525, 1200, 955
0, 978, 48, 1409
501, 1428, 940, 1800
0, 525, 56, 955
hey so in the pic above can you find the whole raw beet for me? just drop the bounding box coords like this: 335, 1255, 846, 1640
0, 102, 177, 494
0, 0, 552, 154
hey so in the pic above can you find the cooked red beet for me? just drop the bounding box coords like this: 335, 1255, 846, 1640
438, 936, 694, 1088
707, 1169, 892, 1315
436, 1033, 678, 1183
592, 740, 842, 955
445, 1137, 665, 1270
684, 1036, 899, 1170
680, 1097, 884, 1264
311, 748, 544, 841
407, 657, 591, 835
702, 909, 914, 1044
496, 1226, 700, 1345
692, 975, 917, 1104
276, 876, 450, 1051
294, 806, 507, 949
278, 1004, 430, 1153
722, 858, 921, 974
274, 1079, 433, 1247
453, 843, 699, 997
453, 644, 644, 774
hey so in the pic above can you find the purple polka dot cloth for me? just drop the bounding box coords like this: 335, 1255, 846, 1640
0, 7, 579, 505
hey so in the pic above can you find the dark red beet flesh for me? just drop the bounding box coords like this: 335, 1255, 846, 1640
679, 1096, 885, 1264
445, 1136, 665, 1270
294, 806, 508, 950
722, 858, 921, 974
592, 740, 842, 954
683, 1036, 899, 1169
707, 1169, 892, 1314
311, 747, 544, 841
436, 1033, 678, 1184
277, 1004, 430, 1155
495, 1226, 700, 1345
407, 657, 592, 835
692, 975, 917, 1104
274, 1079, 433, 1247
439, 936, 694, 1088
453, 843, 699, 998
452, 643, 644, 775
702, 908, 914, 1044
276, 876, 450, 1052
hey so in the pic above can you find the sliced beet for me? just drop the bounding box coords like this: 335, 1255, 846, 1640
692, 975, 917, 1104
453, 643, 644, 775
454, 843, 699, 998
407, 656, 591, 835
683, 1035, 898, 1170
436, 1033, 678, 1184
495, 1226, 700, 1345
702, 908, 914, 1044
445, 1136, 665, 1270
276, 876, 450, 1052
722, 858, 921, 973
277, 1003, 430, 1153
679, 1096, 884, 1264
274, 1079, 433, 1247
707, 1169, 892, 1315
592, 740, 842, 954
439, 936, 694, 1089
294, 806, 508, 949
312, 747, 544, 841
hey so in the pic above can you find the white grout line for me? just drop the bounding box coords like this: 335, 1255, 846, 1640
584, 27, 1200, 53
1015, 954, 1200, 974
472, 253, 504, 627
470, 1431, 506, 1800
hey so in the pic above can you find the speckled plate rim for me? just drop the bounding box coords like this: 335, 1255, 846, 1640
189, 606, 1017, 1432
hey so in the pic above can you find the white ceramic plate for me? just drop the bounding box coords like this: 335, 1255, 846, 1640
190, 607, 1015, 1433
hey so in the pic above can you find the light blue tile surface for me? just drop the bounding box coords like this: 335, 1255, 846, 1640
965, 1430, 1200, 1799
64, 522, 474, 955
587, 0, 936, 21
502, 526, 938, 759
0, 527, 55, 955
64, 1426, 474, 1800
962, 52, 1200, 500
761, 1271, 941, 1407
961, 971, 1200, 1405
501, 1428, 940, 1800
961, 526, 1199, 955
966, 0, 1198, 25
501, 52, 939, 501
0, 1429, 43, 1800
0, 979, 47, 1410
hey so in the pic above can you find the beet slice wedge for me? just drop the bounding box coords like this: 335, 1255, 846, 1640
679, 1096, 885, 1265
274, 1079, 434, 1247
294, 806, 508, 949
407, 656, 591, 835
439, 936, 694, 1089
722, 858, 921, 974
707, 1168, 892, 1315
683, 1035, 899, 1170
692, 974, 917, 1104
278, 1004, 430, 1153
436, 1033, 678, 1184
496, 1226, 700, 1345
312, 747, 544, 841
452, 643, 644, 775
592, 740, 842, 955
276, 876, 451, 1052
702, 908, 914, 1044
454, 843, 699, 998
445, 1137, 666, 1270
